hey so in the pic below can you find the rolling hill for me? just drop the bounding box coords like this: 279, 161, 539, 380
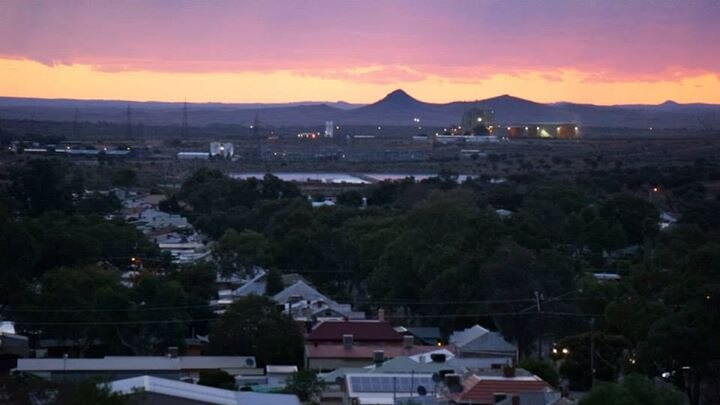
1, 90, 718, 129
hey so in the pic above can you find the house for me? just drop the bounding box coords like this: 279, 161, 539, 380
106, 375, 301, 405
307, 320, 404, 345
345, 373, 437, 405
15, 356, 261, 382
449, 325, 517, 362
306, 321, 438, 370
0, 321, 29, 374
274, 281, 365, 321
266, 365, 298, 388
449, 374, 558, 405
396, 326, 443, 346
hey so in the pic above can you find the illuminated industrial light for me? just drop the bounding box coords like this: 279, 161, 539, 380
574, 126, 579, 131
557, 127, 561, 131
436, 342, 443, 347
562, 348, 569, 355
506, 127, 511, 130
477, 117, 483, 122
536, 127, 540, 130
525, 126, 529, 130
378, 126, 382, 130
552, 348, 558, 354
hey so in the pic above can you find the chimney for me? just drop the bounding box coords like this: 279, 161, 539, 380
343, 334, 354, 349
403, 335, 414, 349
378, 308, 385, 322
167, 346, 179, 358
373, 350, 385, 366
502, 365, 516, 378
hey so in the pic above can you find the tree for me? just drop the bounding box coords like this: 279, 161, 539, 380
518, 358, 560, 387
265, 268, 284, 296
213, 229, 272, 276
579, 374, 684, 405
9, 159, 82, 215
284, 370, 325, 403
111, 168, 138, 187
208, 295, 304, 367
198, 370, 236, 390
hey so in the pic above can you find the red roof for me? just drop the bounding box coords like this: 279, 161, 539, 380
306, 343, 437, 359
451, 375, 550, 405
306, 320, 403, 343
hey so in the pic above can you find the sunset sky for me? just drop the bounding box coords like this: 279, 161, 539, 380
1, 0, 719, 104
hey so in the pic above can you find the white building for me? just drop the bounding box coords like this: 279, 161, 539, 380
324, 121, 334, 138
210, 142, 234, 158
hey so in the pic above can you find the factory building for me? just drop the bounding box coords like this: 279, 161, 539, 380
505, 123, 579, 139
210, 142, 234, 158
462, 109, 495, 135
324, 121, 334, 138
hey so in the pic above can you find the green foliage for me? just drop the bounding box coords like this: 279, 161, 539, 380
198, 370, 236, 390
111, 168, 138, 187
213, 228, 272, 276
0, 374, 127, 405
9, 158, 83, 215
518, 358, 560, 387
209, 295, 304, 367
265, 268, 284, 296
579, 374, 684, 405
284, 370, 325, 402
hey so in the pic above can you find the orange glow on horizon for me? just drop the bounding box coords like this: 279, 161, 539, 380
0, 58, 718, 105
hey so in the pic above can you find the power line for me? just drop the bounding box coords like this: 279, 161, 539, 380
12, 311, 604, 327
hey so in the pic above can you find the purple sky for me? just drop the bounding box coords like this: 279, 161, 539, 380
1, 0, 719, 103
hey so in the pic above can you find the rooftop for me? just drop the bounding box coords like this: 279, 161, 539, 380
451, 374, 552, 405
106, 375, 300, 405
307, 320, 403, 343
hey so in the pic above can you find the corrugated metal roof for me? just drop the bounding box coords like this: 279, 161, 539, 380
106, 375, 300, 405
452, 375, 552, 405
16, 356, 256, 372
307, 321, 403, 343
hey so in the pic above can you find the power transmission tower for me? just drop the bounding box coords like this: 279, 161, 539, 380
72, 108, 79, 138
181, 99, 189, 137
252, 112, 263, 162
124, 105, 132, 138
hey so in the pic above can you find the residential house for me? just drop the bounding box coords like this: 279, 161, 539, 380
15, 356, 261, 382
395, 326, 443, 346
449, 325, 518, 364
106, 375, 301, 405
0, 321, 29, 374
305, 321, 437, 370
449, 374, 558, 405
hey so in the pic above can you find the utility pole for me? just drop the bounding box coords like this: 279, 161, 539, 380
535, 291, 543, 359
590, 317, 596, 387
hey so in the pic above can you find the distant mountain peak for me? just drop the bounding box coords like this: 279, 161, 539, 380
660, 100, 679, 106
377, 89, 420, 105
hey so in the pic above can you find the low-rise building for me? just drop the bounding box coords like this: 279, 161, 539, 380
15, 356, 261, 382
106, 375, 300, 405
